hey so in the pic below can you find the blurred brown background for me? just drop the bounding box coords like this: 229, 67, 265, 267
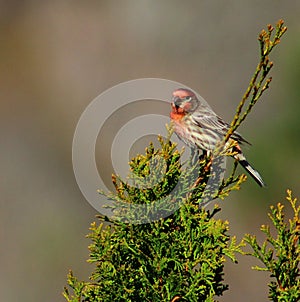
1, 1, 299, 301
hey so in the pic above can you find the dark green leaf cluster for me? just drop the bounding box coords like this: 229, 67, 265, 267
98, 133, 244, 224
64, 207, 243, 302
244, 190, 300, 302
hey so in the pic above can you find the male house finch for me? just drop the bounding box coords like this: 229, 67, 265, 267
170, 88, 265, 187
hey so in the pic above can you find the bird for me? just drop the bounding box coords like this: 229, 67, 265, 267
170, 88, 265, 187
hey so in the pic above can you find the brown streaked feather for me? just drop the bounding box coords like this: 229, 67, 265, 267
191, 112, 251, 145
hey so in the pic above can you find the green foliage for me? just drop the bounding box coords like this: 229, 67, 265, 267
244, 190, 300, 302
64, 135, 244, 302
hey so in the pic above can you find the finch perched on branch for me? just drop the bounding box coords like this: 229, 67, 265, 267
170, 88, 265, 187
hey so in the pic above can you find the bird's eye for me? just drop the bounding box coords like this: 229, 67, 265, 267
185, 96, 192, 101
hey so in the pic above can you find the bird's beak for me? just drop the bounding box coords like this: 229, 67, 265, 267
173, 96, 182, 109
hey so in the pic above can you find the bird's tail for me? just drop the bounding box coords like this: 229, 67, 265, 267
236, 154, 266, 187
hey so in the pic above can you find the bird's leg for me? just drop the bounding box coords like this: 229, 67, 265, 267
190, 148, 210, 165
198, 150, 208, 161
190, 147, 200, 165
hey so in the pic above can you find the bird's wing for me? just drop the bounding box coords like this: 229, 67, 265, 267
191, 111, 250, 145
